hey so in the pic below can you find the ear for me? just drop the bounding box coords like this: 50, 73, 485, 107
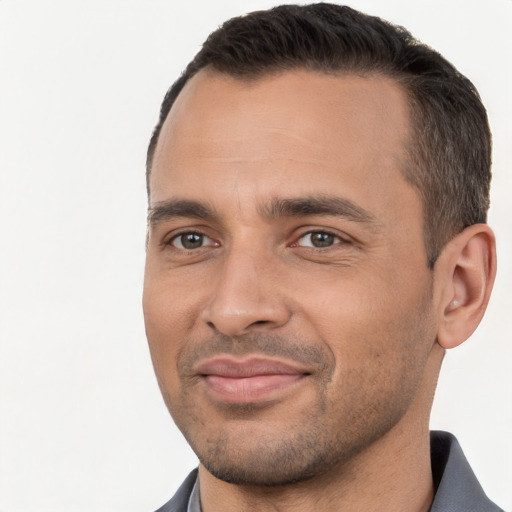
435, 224, 496, 349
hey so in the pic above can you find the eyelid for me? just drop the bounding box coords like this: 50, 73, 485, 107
291, 228, 350, 248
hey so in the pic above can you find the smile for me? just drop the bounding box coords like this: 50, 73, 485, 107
195, 356, 310, 403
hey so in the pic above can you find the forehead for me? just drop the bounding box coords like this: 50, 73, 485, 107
150, 69, 416, 224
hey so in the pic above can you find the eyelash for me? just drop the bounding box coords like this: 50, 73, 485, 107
166, 231, 217, 250
292, 229, 347, 249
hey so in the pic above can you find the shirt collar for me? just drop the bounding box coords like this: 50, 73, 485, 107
187, 474, 202, 512
429, 431, 503, 511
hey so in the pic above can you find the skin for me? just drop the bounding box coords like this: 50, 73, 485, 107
143, 69, 496, 512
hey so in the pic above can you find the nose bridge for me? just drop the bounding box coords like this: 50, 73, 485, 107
202, 239, 290, 336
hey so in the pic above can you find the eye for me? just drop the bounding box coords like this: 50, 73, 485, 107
296, 231, 342, 248
170, 232, 216, 250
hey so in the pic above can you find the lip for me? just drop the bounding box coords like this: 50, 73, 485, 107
194, 356, 310, 403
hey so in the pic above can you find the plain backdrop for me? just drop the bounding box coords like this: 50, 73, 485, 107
0, 1, 511, 511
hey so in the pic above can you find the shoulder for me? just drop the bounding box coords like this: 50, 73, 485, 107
430, 431, 504, 512
153, 469, 198, 512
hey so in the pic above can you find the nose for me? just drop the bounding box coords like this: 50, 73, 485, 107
201, 248, 292, 337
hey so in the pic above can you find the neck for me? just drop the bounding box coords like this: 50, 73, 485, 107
199, 343, 444, 512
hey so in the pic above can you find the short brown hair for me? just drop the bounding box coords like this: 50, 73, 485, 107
146, 3, 491, 268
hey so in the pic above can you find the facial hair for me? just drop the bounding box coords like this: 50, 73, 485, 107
158, 329, 428, 487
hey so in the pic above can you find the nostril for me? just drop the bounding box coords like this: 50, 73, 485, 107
203, 298, 291, 336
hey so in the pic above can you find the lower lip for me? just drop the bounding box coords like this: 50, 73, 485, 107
203, 374, 305, 403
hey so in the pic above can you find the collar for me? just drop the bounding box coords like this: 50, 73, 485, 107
429, 431, 503, 511
187, 475, 201, 512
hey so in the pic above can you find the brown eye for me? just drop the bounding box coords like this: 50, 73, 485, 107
171, 232, 213, 250
297, 231, 340, 248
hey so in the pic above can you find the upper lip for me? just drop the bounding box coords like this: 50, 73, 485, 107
194, 356, 310, 378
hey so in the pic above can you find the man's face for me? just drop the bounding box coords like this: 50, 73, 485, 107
143, 70, 438, 485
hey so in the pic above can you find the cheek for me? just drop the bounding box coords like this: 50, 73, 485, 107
142, 274, 196, 388
294, 266, 433, 367
143, 265, 202, 333
314, 286, 434, 433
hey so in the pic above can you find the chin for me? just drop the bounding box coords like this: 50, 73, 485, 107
200, 450, 330, 487
191, 423, 367, 487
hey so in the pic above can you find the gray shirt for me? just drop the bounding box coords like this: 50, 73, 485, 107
156, 431, 504, 512
186, 478, 201, 512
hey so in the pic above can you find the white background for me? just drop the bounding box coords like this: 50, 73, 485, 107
0, 1, 511, 511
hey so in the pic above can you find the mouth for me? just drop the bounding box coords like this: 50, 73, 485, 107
194, 356, 311, 403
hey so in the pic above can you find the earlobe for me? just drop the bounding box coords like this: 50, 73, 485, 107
436, 224, 496, 349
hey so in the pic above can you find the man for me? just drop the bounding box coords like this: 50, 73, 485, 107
142, 4, 503, 511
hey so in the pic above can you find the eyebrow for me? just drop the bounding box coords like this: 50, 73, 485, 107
148, 194, 378, 227
259, 195, 377, 224
148, 199, 217, 227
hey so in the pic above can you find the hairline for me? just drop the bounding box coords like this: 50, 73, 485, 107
147, 66, 425, 191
